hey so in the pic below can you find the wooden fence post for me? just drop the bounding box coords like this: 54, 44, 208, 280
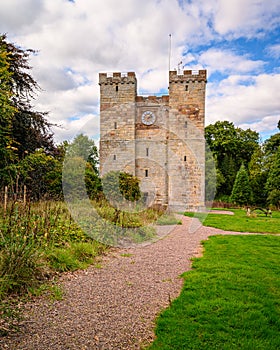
23, 185, 27, 206
4, 186, 8, 216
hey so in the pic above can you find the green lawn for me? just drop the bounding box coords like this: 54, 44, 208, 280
147, 235, 280, 350
185, 209, 280, 234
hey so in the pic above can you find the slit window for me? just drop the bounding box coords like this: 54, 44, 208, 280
145, 169, 148, 177
146, 147, 149, 156
185, 85, 188, 91
113, 154, 116, 160
116, 85, 118, 92
143, 192, 148, 203
184, 156, 187, 161
114, 122, 117, 129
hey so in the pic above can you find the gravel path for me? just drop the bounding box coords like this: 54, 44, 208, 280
1, 216, 267, 350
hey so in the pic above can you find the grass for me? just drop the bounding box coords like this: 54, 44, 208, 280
27, 283, 64, 301
120, 253, 133, 257
46, 241, 104, 272
0, 200, 178, 299
185, 208, 280, 234
0, 201, 107, 334
65, 199, 160, 246
68, 199, 180, 246
156, 213, 182, 226
147, 234, 280, 350
94, 198, 164, 228
0, 200, 178, 334
0, 201, 107, 298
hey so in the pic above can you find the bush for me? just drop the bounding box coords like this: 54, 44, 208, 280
102, 171, 141, 207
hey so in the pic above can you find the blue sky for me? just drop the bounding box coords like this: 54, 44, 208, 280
0, 0, 279, 142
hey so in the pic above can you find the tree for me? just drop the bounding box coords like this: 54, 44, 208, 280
205, 121, 259, 199
266, 148, 280, 208
12, 109, 56, 159
119, 172, 141, 202
0, 48, 16, 135
0, 35, 56, 177
102, 171, 141, 206
19, 149, 62, 200
0, 44, 17, 182
0, 34, 59, 197
264, 133, 280, 156
230, 164, 253, 206
205, 147, 217, 202
248, 147, 268, 206
85, 163, 102, 200
66, 134, 99, 173
63, 134, 101, 201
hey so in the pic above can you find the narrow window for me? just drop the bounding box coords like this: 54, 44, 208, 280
145, 169, 148, 177
143, 192, 148, 203
185, 85, 188, 91
114, 122, 117, 129
116, 85, 118, 92
184, 156, 187, 161
113, 154, 116, 160
146, 147, 149, 156
185, 121, 188, 128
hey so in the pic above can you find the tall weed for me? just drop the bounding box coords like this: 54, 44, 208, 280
0, 201, 105, 298
0, 203, 46, 297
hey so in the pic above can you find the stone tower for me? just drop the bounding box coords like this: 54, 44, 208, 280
99, 70, 207, 211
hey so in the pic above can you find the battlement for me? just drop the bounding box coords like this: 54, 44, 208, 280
136, 95, 169, 103
99, 72, 137, 85
169, 70, 207, 83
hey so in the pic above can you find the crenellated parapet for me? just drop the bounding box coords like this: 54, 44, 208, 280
99, 72, 137, 85
169, 70, 207, 83
136, 95, 169, 103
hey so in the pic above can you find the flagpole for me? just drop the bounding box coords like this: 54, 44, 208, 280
168, 34, 172, 72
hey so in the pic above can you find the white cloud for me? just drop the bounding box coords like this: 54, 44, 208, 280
0, 0, 279, 142
0, 0, 45, 35
3, 0, 201, 142
213, 0, 280, 37
199, 48, 265, 76
206, 74, 280, 129
266, 44, 280, 59
53, 113, 100, 144
239, 115, 279, 135
36, 83, 99, 122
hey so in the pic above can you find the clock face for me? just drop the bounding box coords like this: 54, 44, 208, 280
141, 111, 156, 125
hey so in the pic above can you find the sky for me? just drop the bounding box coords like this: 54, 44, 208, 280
0, 0, 279, 144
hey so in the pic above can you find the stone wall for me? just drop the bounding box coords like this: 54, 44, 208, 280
168, 70, 206, 210
99, 73, 137, 176
99, 70, 207, 211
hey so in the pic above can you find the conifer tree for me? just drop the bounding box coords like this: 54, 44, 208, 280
230, 164, 253, 206
0, 34, 56, 192
0, 47, 17, 175
266, 148, 280, 208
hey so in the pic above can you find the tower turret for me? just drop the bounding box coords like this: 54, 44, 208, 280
99, 72, 137, 175
169, 69, 207, 130
167, 70, 207, 210
99, 72, 137, 111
